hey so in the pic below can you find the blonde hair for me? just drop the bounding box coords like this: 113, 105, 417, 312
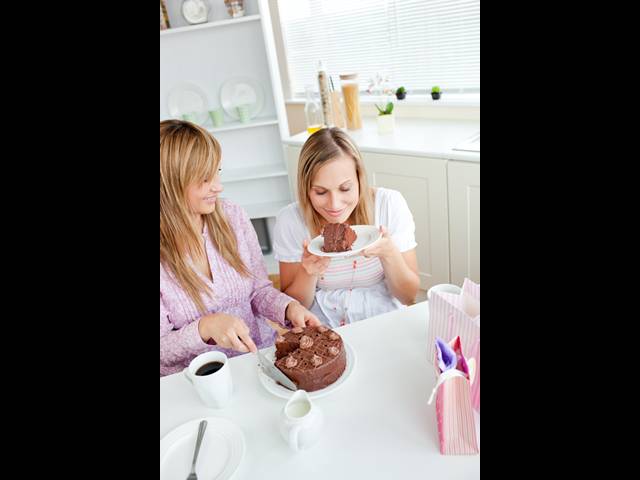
160, 119, 249, 314
297, 127, 373, 236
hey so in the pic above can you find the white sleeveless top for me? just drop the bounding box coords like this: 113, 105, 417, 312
273, 188, 417, 328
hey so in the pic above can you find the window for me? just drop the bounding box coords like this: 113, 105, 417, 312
277, 0, 480, 98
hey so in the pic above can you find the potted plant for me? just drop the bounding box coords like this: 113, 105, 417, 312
395, 86, 407, 100
431, 86, 442, 100
376, 101, 395, 134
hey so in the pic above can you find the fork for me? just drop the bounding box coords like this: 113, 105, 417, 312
187, 420, 208, 480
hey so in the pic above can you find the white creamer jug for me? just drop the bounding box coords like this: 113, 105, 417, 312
279, 390, 324, 451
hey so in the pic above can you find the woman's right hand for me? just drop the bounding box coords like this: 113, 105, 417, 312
198, 312, 257, 353
301, 239, 331, 276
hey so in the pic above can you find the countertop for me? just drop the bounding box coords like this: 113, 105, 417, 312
283, 117, 480, 163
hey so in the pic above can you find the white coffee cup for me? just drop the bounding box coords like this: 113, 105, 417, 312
184, 351, 233, 408
427, 283, 462, 301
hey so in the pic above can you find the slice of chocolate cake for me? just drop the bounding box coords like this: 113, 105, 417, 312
321, 223, 357, 253
274, 325, 347, 391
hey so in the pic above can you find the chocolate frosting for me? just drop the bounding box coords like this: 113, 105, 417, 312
274, 325, 347, 391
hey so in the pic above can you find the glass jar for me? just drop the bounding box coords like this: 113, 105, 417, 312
339, 73, 362, 130
330, 90, 345, 128
224, 0, 245, 18
304, 86, 323, 134
317, 61, 333, 127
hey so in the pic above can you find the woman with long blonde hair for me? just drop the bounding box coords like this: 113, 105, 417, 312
160, 120, 319, 376
273, 128, 419, 327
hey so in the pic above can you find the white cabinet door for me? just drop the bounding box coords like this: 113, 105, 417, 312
448, 161, 480, 285
362, 152, 450, 290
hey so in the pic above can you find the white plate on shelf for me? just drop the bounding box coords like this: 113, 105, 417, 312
307, 225, 382, 258
167, 83, 210, 126
257, 340, 356, 400
219, 77, 264, 120
160, 417, 245, 480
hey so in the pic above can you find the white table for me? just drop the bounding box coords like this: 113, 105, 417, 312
160, 302, 480, 479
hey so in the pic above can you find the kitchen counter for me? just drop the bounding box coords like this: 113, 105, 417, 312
283, 117, 480, 163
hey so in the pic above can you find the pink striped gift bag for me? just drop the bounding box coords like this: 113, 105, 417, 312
428, 336, 479, 455
426, 278, 480, 412
468, 338, 480, 412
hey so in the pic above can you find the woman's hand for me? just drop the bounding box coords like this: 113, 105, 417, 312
286, 301, 322, 328
301, 239, 332, 276
362, 226, 399, 261
198, 312, 258, 353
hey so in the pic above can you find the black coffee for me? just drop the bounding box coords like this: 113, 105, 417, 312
195, 361, 224, 376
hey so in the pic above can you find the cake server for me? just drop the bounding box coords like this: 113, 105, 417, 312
256, 349, 298, 391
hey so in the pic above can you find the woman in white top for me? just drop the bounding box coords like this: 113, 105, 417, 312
273, 128, 420, 327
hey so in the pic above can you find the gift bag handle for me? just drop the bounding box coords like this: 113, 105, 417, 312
428, 369, 467, 405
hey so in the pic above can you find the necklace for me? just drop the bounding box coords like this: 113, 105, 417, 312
339, 259, 358, 326
318, 221, 360, 326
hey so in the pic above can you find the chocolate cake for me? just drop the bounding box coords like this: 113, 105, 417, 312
321, 223, 357, 252
274, 325, 347, 391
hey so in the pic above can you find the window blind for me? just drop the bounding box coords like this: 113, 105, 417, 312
277, 0, 480, 97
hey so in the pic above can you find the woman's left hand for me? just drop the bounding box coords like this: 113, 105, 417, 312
285, 301, 322, 328
362, 226, 398, 260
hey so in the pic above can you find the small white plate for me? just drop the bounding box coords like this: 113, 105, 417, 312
167, 83, 210, 126
307, 225, 382, 258
160, 417, 245, 480
219, 77, 264, 120
257, 340, 356, 400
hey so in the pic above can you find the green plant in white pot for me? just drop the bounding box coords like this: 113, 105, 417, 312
376, 101, 395, 134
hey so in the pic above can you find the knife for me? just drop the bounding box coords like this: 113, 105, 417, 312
256, 349, 298, 391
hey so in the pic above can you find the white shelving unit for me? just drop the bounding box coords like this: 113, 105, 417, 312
160, 14, 261, 37
222, 164, 287, 183
161, 1, 291, 274
242, 200, 290, 220
206, 117, 278, 134
263, 251, 278, 277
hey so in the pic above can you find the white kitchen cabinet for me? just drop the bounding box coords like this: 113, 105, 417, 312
448, 161, 480, 285
361, 152, 450, 291
160, 0, 291, 221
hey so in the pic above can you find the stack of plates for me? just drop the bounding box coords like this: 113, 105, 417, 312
167, 77, 265, 126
